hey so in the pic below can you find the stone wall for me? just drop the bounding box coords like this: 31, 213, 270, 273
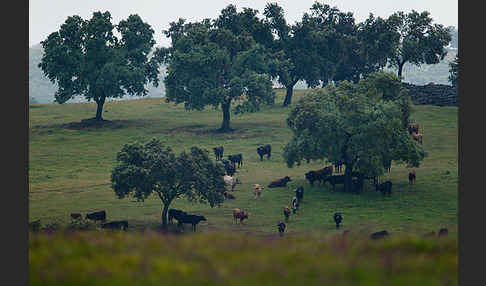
402, 82, 458, 107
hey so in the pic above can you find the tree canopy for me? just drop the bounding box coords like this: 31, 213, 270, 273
283, 71, 424, 193
110, 139, 226, 227
38, 11, 160, 121
157, 5, 275, 132
448, 54, 458, 87
387, 10, 452, 80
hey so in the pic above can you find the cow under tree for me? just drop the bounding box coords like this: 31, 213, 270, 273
111, 139, 226, 229
283, 72, 425, 194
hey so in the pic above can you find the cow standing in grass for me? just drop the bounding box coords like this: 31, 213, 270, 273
333, 213, 343, 229
295, 186, 304, 204
283, 206, 291, 222
233, 208, 249, 224
222, 160, 236, 176
277, 221, 286, 236
177, 214, 207, 232
257, 145, 272, 161
305, 166, 333, 186
253, 184, 264, 199
213, 146, 224, 161
224, 175, 242, 192
408, 169, 416, 184
228, 154, 243, 168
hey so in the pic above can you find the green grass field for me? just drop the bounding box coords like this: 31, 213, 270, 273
29, 231, 457, 286
28, 89, 458, 236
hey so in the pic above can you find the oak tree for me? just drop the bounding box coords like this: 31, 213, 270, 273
38, 11, 160, 121
110, 139, 226, 227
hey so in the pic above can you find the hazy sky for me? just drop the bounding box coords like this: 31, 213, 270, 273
29, 0, 457, 47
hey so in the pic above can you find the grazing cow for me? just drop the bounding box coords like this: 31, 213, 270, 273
291, 196, 299, 214
411, 132, 423, 144
408, 123, 420, 135
283, 206, 291, 222
85, 211, 106, 222
370, 230, 389, 240
257, 145, 272, 161
228, 154, 243, 168
253, 184, 264, 199
213, 146, 224, 161
333, 213, 343, 229
376, 181, 392, 196
101, 220, 128, 231
268, 176, 292, 188
323, 175, 346, 191
233, 208, 249, 224
221, 160, 236, 176
224, 191, 236, 200
177, 214, 207, 232
423, 231, 436, 238
295, 186, 304, 203
70, 213, 82, 220
168, 209, 188, 224
408, 169, 416, 184
224, 175, 242, 192
305, 166, 333, 186
438, 228, 449, 237
277, 221, 286, 236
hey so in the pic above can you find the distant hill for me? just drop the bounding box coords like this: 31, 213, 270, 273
29, 44, 166, 104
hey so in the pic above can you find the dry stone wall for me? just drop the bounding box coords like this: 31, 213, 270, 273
402, 82, 458, 107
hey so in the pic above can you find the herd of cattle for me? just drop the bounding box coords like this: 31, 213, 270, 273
31, 122, 442, 238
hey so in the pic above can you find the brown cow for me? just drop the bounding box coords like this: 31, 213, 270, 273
233, 208, 249, 224
411, 132, 423, 144
283, 206, 291, 222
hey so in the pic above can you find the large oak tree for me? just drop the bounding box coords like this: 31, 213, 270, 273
111, 139, 226, 227
38, 11, 160, 121
157, 5, 275, 132
387, 10, 452, 80
283, 72, 424, 193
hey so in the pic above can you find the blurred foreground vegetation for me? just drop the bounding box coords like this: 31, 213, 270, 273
30, 231, 457, 286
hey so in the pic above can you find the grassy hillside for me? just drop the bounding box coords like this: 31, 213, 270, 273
30, 231, 457, 286
28, 90, 458, 237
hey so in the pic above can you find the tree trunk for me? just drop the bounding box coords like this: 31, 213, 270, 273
397, 61, 406, 80
95, 97, 106, 121
283, 82, 297, 107
161, 203, 169, 229
344, 164, 353, 193
220, 102, 232, 132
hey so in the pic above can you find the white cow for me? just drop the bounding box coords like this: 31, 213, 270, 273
253, 184, 264, 199
224, 175, 242, 192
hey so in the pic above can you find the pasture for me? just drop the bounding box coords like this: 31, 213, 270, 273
28, 89, 458, 236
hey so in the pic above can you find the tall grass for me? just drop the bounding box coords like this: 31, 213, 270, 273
29, 231, 457, 286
